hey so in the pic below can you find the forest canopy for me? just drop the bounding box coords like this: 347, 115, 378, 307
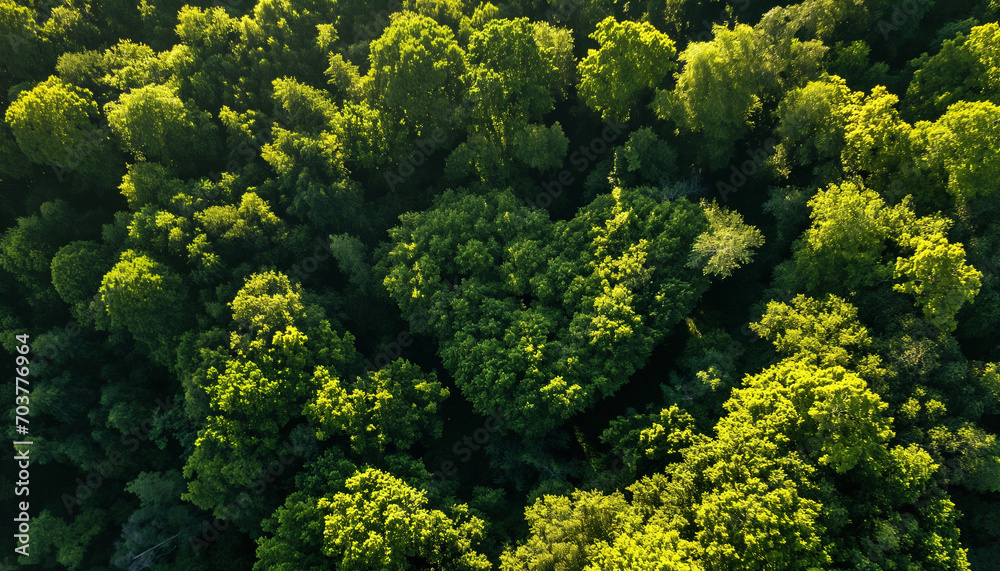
1, 0, 999, 569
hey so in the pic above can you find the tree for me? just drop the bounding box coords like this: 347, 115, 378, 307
610, 126, 677, 187
751, 293, 882, 374
784, 181, 903, 296
778, 178, 982, 332
255, 491, 330, 571
4, 76, 99, 167
662, 23, 824, 168
111, 470, 201, 570
578, 17, 676, 123
117, 161, 186, 209
401, 0, 465, 31
254, 447, 358, 571
305, 358, 449, 458
174, 6, 240, 56
922, 100, 1000, 202
466, 18, 560, 141
893, 230, 982, 333
118, 180, 288, 283
754, 0, 861, 43
182, 271, 356, 521
98, 40, 167, 92
532, 21, 575, 99
774, 75, 861, 173
95, 249, 188, 362
740, 359, 894, 474
924, 421, 1000, 494
254, 77, 368, 234
904, 23, 1000, 120
0, 0, 45, 89
223, 0, 335, 95
841, 86, 925, 197
509, 122, 569, 173
500, 490, 638, 570
378, 186, 708, 435
269, 76, 338, 134
687, 201, 764, 278
318, 468, 491, 570
51, 240, 111, 306
2, 0, 997, 566
365, 12, 467, 140
1, 200, 87, 317
19, 508, 110, 569
105, 83, 218, 169
502, 290, 969, 569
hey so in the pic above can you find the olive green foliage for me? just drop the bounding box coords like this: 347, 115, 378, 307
662, 22, 825, 167
182, 271, 358, 519
4, 76, 99, 166
449, 17, 574, 181
365, 11, 467, 140
306, 358, 449, 457
687, 200, 765, 278
578, 17, 676, 122
2, 0, 996, 569
905, 23, 1000, 119
379, 187, 708, 435
319, 468, 491, 570
105, 83, 218, 168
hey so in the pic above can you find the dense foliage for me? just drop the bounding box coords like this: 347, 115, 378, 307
2, 0, 998, 569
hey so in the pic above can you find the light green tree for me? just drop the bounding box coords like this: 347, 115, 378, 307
5, 76, 99, 167
687, 201, 764, 278
786, 181, 905, 295
95, 249, 187, 362
105, 83, 218, 167
774, 75, 861, 170
893, 230, 982, 333
922, 100, 1000, 202
319, 468, 491, 570
467, 18, 560, 141
578, 17, 676, 123
662, 23, 824, 168
365, 12, 467, 139
305, 358, 449, 458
